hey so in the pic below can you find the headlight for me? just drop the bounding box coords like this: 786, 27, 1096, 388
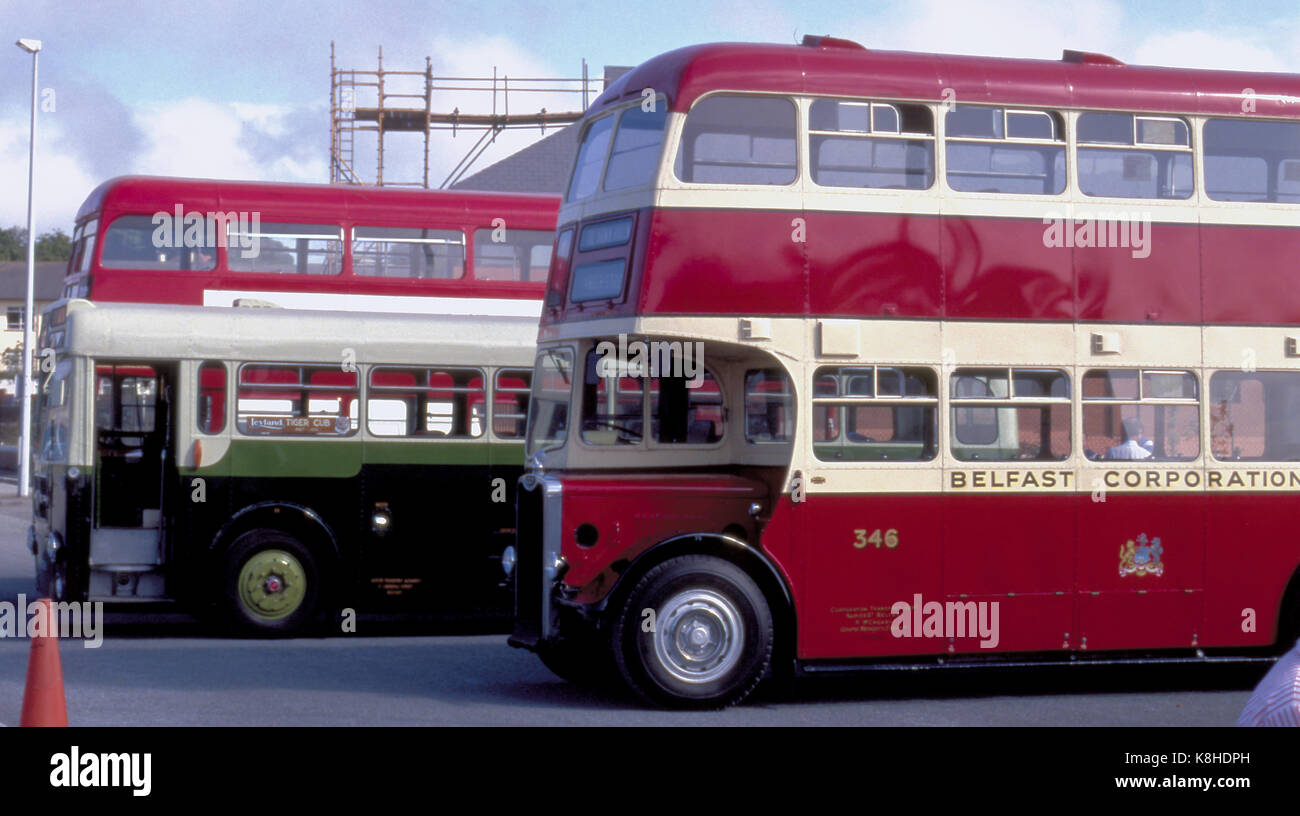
500, 545, 517, 579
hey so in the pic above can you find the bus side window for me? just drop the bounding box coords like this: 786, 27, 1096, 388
494, 369, 531, 439
197, 361, 227, 434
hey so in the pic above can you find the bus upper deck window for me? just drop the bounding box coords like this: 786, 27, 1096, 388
674, 95, 797, 185
603, 103, 668, 192
100, 215, 216, 271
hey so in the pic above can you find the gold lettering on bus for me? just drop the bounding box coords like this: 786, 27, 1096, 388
948, 470, 1074, 490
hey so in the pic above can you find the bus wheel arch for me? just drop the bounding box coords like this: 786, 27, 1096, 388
1276, 562, 1300, 648
599, 534, 796, 707
210, 504, 340, 636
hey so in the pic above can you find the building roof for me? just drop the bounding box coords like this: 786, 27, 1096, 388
0, 262, 66, 301
450, 124, 581, 195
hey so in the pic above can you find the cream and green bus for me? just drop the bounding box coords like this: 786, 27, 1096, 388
31, 299, 535, 634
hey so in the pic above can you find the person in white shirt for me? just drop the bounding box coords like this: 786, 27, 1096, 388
1106, 417, 1153, 460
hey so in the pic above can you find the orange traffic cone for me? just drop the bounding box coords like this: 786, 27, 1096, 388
20, 598, 68, 727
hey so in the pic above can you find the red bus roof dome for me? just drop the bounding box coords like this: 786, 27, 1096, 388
587, 39, 1300, 119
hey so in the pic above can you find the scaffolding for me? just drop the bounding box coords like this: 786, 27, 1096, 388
330, 42, 595, 188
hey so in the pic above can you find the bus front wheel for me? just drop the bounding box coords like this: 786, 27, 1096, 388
223, 530, 322, 637
612, 554, 773, 709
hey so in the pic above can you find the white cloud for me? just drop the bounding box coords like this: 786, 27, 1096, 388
131, 98, 324, 182
0, 118, 99, 230
1133, 30, 1294, 73
854, 0, 1129, 60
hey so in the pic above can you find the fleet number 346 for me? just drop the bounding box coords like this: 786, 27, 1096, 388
853, 528, 899, 549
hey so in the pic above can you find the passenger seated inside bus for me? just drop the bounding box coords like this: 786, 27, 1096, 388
1105, 417, 1154, 460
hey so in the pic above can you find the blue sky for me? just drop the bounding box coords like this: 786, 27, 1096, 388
3, 0, 1300, 228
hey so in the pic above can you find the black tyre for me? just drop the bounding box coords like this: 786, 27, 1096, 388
222, 530, 322, 636
537, 627, 615, 687
612, 554, 773, 709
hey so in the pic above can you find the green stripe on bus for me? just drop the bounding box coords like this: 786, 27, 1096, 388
182, 438, 525, 478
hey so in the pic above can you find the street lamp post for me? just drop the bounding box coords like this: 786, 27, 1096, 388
16, 38, 41, 498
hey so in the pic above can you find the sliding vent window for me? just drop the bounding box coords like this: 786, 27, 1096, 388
493, 369, 531, 439
237, 365, 358, 436
1204, 119, 1300, 203
814, 366, 937, 461
353, 227, 465, 279
945, 107, 1066, 194
675, 95, 797, 185
810, 98, 935, 189
950, 368, 1069, 461
1077, 113, 1192, 199
227, 223, 343, 275
1082, 369, 1199, 461
367, 367, 485, 439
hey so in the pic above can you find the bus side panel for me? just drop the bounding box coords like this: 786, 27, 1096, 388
642, 208, 807, 316
944, 492, 1075, 653
1202, 223, 1300, 324
1075, 221, 1201, 324
941, 216, 1074, 321
356, 441, 502, 613
804, 210, 941, 318
795, 493, 945, 660
1203, 492, 1300, 647
1075, 492, 1205, 650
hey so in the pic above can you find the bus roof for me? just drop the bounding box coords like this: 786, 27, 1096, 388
591, 38, 1300, 119
75, 176, 561, 227
54, 299, 537, 367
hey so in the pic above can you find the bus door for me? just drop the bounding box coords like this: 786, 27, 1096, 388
91, 363, 173, 592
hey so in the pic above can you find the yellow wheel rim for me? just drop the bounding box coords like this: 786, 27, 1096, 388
237, 549, 307, 621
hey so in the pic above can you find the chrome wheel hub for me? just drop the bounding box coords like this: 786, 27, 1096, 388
653, 589, 744, 684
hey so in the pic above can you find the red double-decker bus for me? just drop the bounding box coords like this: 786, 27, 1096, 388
510, 36, 1300, 708
62, 176, 559, 316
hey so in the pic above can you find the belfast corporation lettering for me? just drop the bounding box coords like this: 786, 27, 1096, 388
950, 470, 1074, 489
150, 205, 261, 259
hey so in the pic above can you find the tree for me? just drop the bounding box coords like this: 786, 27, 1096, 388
36, 229, 72, 261
0, 226, 73, 262
0, 227, 23, 262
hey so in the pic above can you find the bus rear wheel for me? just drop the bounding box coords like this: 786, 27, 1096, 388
223, 530, 321, 637
612, 554, 773, 709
